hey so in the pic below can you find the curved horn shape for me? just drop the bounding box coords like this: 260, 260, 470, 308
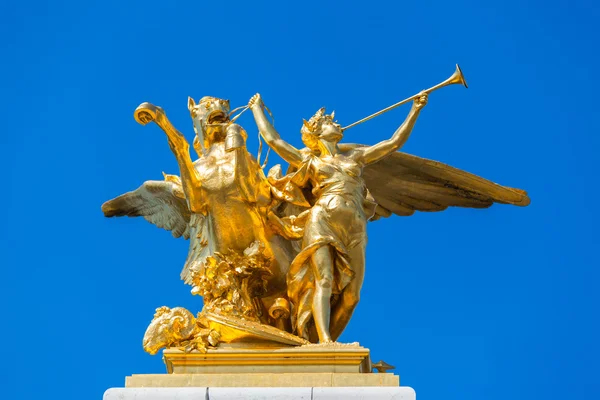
171, 307, 196, 338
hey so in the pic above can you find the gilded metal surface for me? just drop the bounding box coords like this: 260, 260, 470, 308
160, 343, 371, 375
248, 92, 430, 343
142, 306, 220, 355
102, 66, 530, 354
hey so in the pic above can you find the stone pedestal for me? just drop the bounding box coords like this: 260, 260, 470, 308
126, 372, 399, 388
162, 344, 372, 374
105, 344, 415, 399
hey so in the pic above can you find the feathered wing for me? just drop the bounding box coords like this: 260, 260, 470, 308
342, 145, 530, 219
103, 177, 222, 286
102, 179, 191, 239
102, 178, 215, 283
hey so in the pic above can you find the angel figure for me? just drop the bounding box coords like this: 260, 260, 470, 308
249, 92, 530, 343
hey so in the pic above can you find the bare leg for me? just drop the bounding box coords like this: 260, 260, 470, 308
311, 246, 335, 343
329, 243, 366, 341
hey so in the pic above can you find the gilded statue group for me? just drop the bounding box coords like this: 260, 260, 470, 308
102, 66, 530, 355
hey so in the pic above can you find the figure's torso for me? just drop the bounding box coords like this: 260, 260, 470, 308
302, 152, 368, 249
308, 153, 366, 209
191, 145, 292, 295
194, 150, 239, 198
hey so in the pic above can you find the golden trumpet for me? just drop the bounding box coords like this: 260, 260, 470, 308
342, 64, 468, 131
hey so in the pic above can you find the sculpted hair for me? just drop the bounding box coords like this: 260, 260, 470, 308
300, 107, 336, 152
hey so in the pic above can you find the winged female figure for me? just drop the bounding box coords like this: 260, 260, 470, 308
249, 92, 530, 343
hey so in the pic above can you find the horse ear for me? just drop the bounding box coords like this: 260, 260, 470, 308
330, 110, 335, 120
302, 119, 311, 131
188, 97, 196, 112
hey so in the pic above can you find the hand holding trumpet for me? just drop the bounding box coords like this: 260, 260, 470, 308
413, 91, 428, 111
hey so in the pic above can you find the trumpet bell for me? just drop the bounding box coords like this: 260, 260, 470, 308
422, 64, 468, 96
453, 64, 468, 89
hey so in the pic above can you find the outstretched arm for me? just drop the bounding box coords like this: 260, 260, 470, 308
134, 103, 203, 212
355, 92, 428, 165
249, 93, 303, 168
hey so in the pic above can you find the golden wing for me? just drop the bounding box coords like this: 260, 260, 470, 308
102, 176, 216, 287
341, 144, 530, 219
101, 179, 191, 238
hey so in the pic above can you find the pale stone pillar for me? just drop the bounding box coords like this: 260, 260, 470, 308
104, 386, 417, 399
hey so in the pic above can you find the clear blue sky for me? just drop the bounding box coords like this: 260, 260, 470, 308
1, 1, 598, 399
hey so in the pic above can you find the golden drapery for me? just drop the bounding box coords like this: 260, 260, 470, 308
267, 153, 376, 341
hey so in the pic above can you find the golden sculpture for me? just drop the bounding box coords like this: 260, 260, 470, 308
103, 96, 308, 351
102, 65, 530, 354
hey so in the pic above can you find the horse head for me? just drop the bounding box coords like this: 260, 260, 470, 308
188, 96, 231, 154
